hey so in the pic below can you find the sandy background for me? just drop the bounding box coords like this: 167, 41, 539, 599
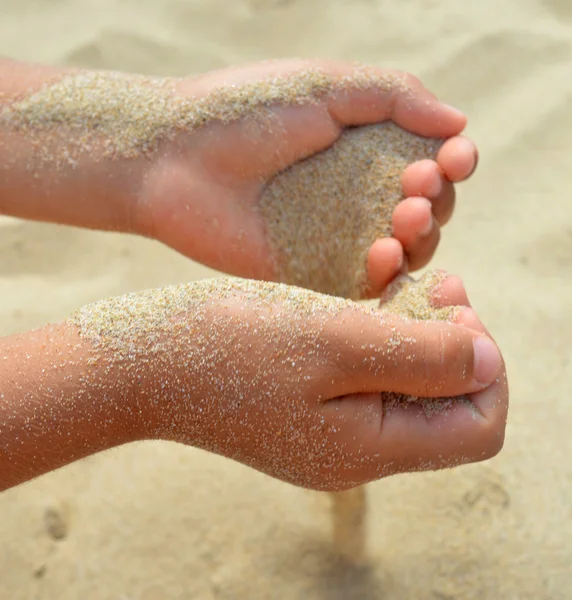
1, 0, 571, 598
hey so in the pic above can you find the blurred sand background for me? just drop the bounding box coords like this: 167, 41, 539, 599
1, 0, 571, 598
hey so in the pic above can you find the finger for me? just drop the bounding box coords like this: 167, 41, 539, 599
319, 379, 507, 489
364, 237, 405, 299
430, 273, 472, 309
379, 379, 506, 474
436, 136, 478, 182
392, 197, 441, 271
425, 274, 509, 424
402, 159, 456, 226
324, 65, 467, 138
378, 299, 508, 471
321, 306, 503, 399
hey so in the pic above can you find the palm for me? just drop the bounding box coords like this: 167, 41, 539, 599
146, 100, 342, 280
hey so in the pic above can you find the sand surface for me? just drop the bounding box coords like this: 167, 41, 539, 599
1, 0, 571, 598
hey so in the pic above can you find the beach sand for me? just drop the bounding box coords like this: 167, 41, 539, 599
1, 0, 571, 598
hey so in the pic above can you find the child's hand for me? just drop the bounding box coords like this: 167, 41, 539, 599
0, 272, 506, 492
135, 60, 477, 296
1, 59, 476, 297
97, 275, 504, 492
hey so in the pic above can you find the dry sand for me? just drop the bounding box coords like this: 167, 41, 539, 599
1, 0, 571, 598
260, 123, 442, 298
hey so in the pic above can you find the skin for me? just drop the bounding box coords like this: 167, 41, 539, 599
0, 58, 505, 493
0, 275, 507, 493
0, 58, 478, 296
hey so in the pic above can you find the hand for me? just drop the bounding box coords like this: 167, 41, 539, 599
1, 58, 476, 296
117, 275, 507, 491
136, 59, 477, 297
0, 273, 505, 492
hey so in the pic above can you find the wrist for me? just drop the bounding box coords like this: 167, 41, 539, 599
0, 323, 147, 490
0, 60, 149, 236
45, 323, 147, 447
61, 318, 181, 446
61, 323, 152, 446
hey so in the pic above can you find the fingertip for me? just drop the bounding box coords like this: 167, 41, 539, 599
473, 336, 503, 387
469, 373, 509, 427
437, 136, 478, 182
393, 101, 466, 138
402, 160, 443, 199
441, 103, 468, 130
366, 237, 404, 297
392, 196, 433, 239
392, 198, 440, 272
431, 274, 471, 310
456, 307, 485, 332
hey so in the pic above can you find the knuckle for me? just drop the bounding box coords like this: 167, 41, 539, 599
422, 324, 446, 372
400, 70, 421, 90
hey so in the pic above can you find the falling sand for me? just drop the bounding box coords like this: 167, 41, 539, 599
260, 123, 443, 298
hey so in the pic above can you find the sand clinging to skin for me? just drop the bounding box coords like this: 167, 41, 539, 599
0, 68, 404, 164
378, 270, 476, 419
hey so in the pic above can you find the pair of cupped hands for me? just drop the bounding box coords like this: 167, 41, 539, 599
1, 58, 507, 491
128, 59, 507, 490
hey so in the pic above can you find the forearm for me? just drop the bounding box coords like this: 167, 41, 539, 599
0, 58, 145, 232
0, 322, 143, 491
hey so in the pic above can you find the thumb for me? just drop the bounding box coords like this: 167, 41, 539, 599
320, 307, 502, 399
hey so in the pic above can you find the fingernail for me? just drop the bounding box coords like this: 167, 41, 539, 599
442, 103, 466, 121
419, 214, 434, 237
415, 197, 433, 237
473, 336, 502, 385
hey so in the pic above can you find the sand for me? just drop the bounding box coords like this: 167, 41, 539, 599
261, 123, 442, 298
1, 68, 401, 166
1, 0, 571, 598
377, 271, 472, 421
